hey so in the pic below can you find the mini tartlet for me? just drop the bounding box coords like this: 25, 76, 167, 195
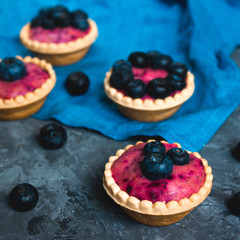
104, 51, 195, 122
103, 140, 213, 226
20, 6, 98, 66
0, 56, 56, 120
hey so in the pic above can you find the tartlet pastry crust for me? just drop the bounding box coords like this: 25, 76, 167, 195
0, 56, 56, 120
0, 56, 56, 108
103, 140, 213, 226
104, 69, 195, 111
20, 19, 98, 55
20, 19, 98, 66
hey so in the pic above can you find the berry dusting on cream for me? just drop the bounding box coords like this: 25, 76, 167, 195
111, 142, 206, 203
30, 26, 90, 43
0, 63, 49, 99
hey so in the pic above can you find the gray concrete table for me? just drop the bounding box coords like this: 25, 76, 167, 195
0, 52, 240, 240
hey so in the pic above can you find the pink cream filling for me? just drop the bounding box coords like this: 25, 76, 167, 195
0, 63, 49, 99
30, 26, 90, 43
119, 67, 180, 100
111, 142, 206, 203
132, 67, 168, 83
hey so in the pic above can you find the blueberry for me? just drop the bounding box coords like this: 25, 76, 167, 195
55, 13, 71, 27
110, 69, 134, 90
112, 60, 132, 72
147, 50, 161, 56
147, 51, 173, 70
45, 6, 71, 28
30, 16, 43, 28
42, 16, 56, 29
167, 147, 190, 165
117, 68, 134, 83
71, 9, 88, 20
39, 7, 51, 17
9, 183, 38, 211
110, 72, 125, 90
141, 153, 173, 180
72, 18, 89, 31
70, 9, 89, 30
143, 141, 166, 156
167, 74, 186, 91
228, 192, 240, 216
169, 62, 188, 77
39, 123, 67, 150
125, 79, 146, 98
231, 143, 240, 161
65, 72, 90, 96
0, 57, 27, 82
146, 78, 171, 99
48, 5, 69, 19
128, 52, 148, 68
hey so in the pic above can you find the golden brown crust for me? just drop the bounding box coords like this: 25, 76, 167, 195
0, 56, 56, 109
20, 19, 98, 54
104, 70, 195, 111
103, 140, 213, 216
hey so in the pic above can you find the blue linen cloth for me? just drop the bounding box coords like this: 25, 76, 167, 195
0, 0, 240, 151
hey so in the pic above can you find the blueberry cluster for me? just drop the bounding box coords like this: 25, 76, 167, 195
141, 141, 190, 180
110, 51, 188, 99
0, 57, 27, 82
30, 5, 89, 31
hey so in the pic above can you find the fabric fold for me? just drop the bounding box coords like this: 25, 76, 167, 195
0, 0, 239, 151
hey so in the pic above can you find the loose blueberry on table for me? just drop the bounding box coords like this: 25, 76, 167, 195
109, 50, 188, 99
9, 183, 38, 211
228, 192, 240, 216
65, 71, 90, 96
231, 142, 240, 161
30, 5, 91, 43
39, 123, 67, 150
111, 141, 206, 203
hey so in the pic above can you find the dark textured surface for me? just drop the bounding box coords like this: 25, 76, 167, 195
0, 50, 240, 240
0, 110, 239, 240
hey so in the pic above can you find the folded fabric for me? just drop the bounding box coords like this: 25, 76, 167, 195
1, 0, 240, 151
